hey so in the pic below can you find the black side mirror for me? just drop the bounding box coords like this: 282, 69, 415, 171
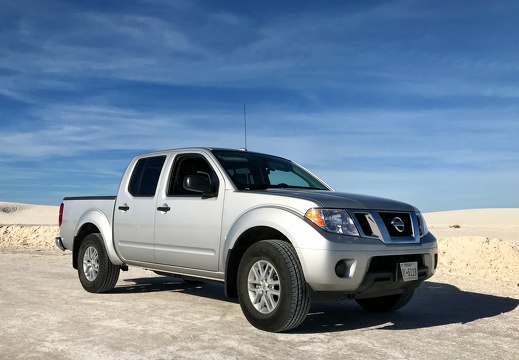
183, 175, 213, 196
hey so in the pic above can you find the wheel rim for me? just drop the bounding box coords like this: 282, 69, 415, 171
247, 260, 281, 314
83, 245, 99, 281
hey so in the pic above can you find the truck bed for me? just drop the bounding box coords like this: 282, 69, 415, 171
59, 196, 116, 252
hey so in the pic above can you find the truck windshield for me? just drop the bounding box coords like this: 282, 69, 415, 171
211, 149, 329, 190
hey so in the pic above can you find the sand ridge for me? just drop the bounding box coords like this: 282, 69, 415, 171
436, 236, 519, 287
1, 225, 59, 249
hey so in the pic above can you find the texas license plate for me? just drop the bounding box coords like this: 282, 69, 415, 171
399, 262, 418, 281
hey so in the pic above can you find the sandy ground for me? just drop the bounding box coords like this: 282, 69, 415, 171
1, 202, 518, 359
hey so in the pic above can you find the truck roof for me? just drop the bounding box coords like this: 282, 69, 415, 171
136, 147, 288, 160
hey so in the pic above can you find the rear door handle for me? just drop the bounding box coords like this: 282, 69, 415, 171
157, 205, 171, 213
118, 204, 130, 211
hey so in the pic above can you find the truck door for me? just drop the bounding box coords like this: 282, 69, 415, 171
154, 153, 224, 271
113, 155, 167, 263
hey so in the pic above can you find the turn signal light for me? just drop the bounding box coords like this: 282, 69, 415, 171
305, 208, 325, 227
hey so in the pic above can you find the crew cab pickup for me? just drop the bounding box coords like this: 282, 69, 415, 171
56, 148, 438, 332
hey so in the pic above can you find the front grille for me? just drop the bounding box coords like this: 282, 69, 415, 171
368, 254, 424, 272
378, 212, 413, 237
354, 213, 373, 236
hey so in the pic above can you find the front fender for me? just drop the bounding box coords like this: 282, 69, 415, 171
75, 210, 123, 266
221, 205, 301, 270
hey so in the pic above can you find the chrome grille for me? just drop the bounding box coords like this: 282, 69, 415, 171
354, 213, 373, 236
378, 212, 413, 237
351, 210, 419, 244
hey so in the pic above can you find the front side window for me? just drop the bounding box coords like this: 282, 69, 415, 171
211, 150, 328, 190
167, 155, 219, 196
128, 156, 166, 197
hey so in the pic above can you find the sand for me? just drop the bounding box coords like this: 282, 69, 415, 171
0, 201, 59, 249
1, 202, 518, 287
425, 208, 519, 244
424, 208, 519, 288
0, 201, 58, 225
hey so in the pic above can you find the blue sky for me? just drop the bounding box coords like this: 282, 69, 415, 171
1, 0, 518, 212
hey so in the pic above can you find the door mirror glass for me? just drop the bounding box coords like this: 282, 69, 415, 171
183, 175, 212, 195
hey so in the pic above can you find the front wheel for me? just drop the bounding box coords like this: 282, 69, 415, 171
355, 288, 415, 312
237, 240, 310, 332
78, 233, 120, 293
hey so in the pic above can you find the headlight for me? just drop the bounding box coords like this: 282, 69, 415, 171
416, 212, 429, 237
305, 208, 359, 236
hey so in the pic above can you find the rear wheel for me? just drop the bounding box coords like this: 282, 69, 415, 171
78, 233, 120, 293
355, 288, 415, 312
237, 240, 310, 332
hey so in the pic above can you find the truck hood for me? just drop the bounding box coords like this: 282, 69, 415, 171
254, 189, 417, 212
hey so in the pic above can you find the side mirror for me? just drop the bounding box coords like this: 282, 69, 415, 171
183, 175, 213, 195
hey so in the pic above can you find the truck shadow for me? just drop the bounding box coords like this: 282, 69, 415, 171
112, 275, 236, 303
295, 281, 519, 333
111, 277, 518, 333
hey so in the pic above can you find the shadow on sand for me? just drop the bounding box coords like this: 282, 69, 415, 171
297, 281, 519, 333
111, 276, 518, 333
112, 275, 235, 303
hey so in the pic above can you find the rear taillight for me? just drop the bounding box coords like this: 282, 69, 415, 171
58, 203, 64, 227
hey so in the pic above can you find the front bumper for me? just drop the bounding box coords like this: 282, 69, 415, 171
290, 216, 438, 296
297, 242, 437, 293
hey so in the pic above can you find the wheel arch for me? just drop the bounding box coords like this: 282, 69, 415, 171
224, 225, 290, 298
222, 206, 302, 298
73, 222, 99, 269
72, 210, 123, 269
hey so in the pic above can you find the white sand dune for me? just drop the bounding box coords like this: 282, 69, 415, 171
0, 202, 59, 249
0, 201, 58, 225
425, 208, 519, 227
424, 208, 519, 244
423, 208, 519, 287
1, 202, 518, 287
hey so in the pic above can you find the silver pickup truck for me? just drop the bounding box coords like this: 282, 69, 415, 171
56, 147, 437, 332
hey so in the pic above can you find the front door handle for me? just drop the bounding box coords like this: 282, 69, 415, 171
157, 204, 171, 213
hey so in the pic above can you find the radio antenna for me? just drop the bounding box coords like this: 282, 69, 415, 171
243, 103, 248, 150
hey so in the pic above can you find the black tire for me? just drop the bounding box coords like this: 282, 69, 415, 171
78, 233, 120, 293
237, 240, 310, 332
355, 288, 415, 312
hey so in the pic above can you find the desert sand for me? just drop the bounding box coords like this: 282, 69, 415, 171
1, 202, 518, 287
0, 201, 59, 249
0, 201, 58, 225
424, 208, 519, 288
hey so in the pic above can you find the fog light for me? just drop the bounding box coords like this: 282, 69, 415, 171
335, 261, 347, 278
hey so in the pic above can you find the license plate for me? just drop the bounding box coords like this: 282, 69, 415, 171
399, 262, 418, 281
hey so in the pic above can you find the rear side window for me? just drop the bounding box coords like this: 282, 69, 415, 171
128, 156, 166, 197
